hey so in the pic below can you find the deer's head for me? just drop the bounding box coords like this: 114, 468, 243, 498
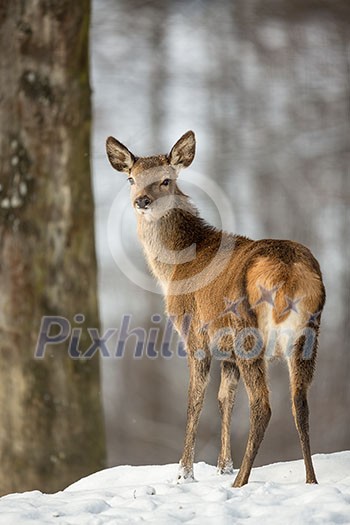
106, 131, 196, 221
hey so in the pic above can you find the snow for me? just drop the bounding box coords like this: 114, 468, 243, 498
0, 452, 349, 524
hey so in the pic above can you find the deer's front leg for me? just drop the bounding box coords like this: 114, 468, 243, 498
178, 351, 211, 482
217, 360, 240, 474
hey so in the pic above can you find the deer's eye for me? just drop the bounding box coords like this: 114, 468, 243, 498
127, 177, 135, 185
161, 178, 171, 187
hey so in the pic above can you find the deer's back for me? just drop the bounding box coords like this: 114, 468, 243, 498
167, 235, 325, 356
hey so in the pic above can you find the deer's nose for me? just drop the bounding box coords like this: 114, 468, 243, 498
135, 196, 151, 209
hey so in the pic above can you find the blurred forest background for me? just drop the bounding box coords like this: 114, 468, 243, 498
92, 0, 350, 469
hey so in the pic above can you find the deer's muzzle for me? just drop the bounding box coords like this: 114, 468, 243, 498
135, 196, 152, 209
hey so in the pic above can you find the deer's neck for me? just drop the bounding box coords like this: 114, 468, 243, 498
137, 202, 217, 284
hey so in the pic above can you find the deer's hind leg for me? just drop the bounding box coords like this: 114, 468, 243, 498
233, 357, 271, 488
217, 360, 240, 474
288, 330, 318, 484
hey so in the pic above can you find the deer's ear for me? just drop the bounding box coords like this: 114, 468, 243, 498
106, 136, 136, 173
169, 131, 196, 169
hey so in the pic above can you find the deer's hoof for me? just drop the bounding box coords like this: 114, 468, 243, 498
177, 463, 195, 484
232, 473, 248, 488
306, 478, 318, 484
217, 459, 234, 475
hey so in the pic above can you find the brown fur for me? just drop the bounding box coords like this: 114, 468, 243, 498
106, 131, 326, 487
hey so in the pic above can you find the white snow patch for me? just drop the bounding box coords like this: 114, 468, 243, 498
0, 452, 349, 524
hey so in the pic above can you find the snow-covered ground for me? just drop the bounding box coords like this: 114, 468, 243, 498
0, 452, 349, 524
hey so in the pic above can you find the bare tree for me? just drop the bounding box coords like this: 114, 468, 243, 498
0, 0, 105, 494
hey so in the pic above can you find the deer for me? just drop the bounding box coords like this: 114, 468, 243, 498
106, 130, 325, 487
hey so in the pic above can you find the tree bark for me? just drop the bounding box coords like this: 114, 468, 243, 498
0, 0, 105, 494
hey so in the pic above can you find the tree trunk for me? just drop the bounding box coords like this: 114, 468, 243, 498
0, 0, 105, 494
